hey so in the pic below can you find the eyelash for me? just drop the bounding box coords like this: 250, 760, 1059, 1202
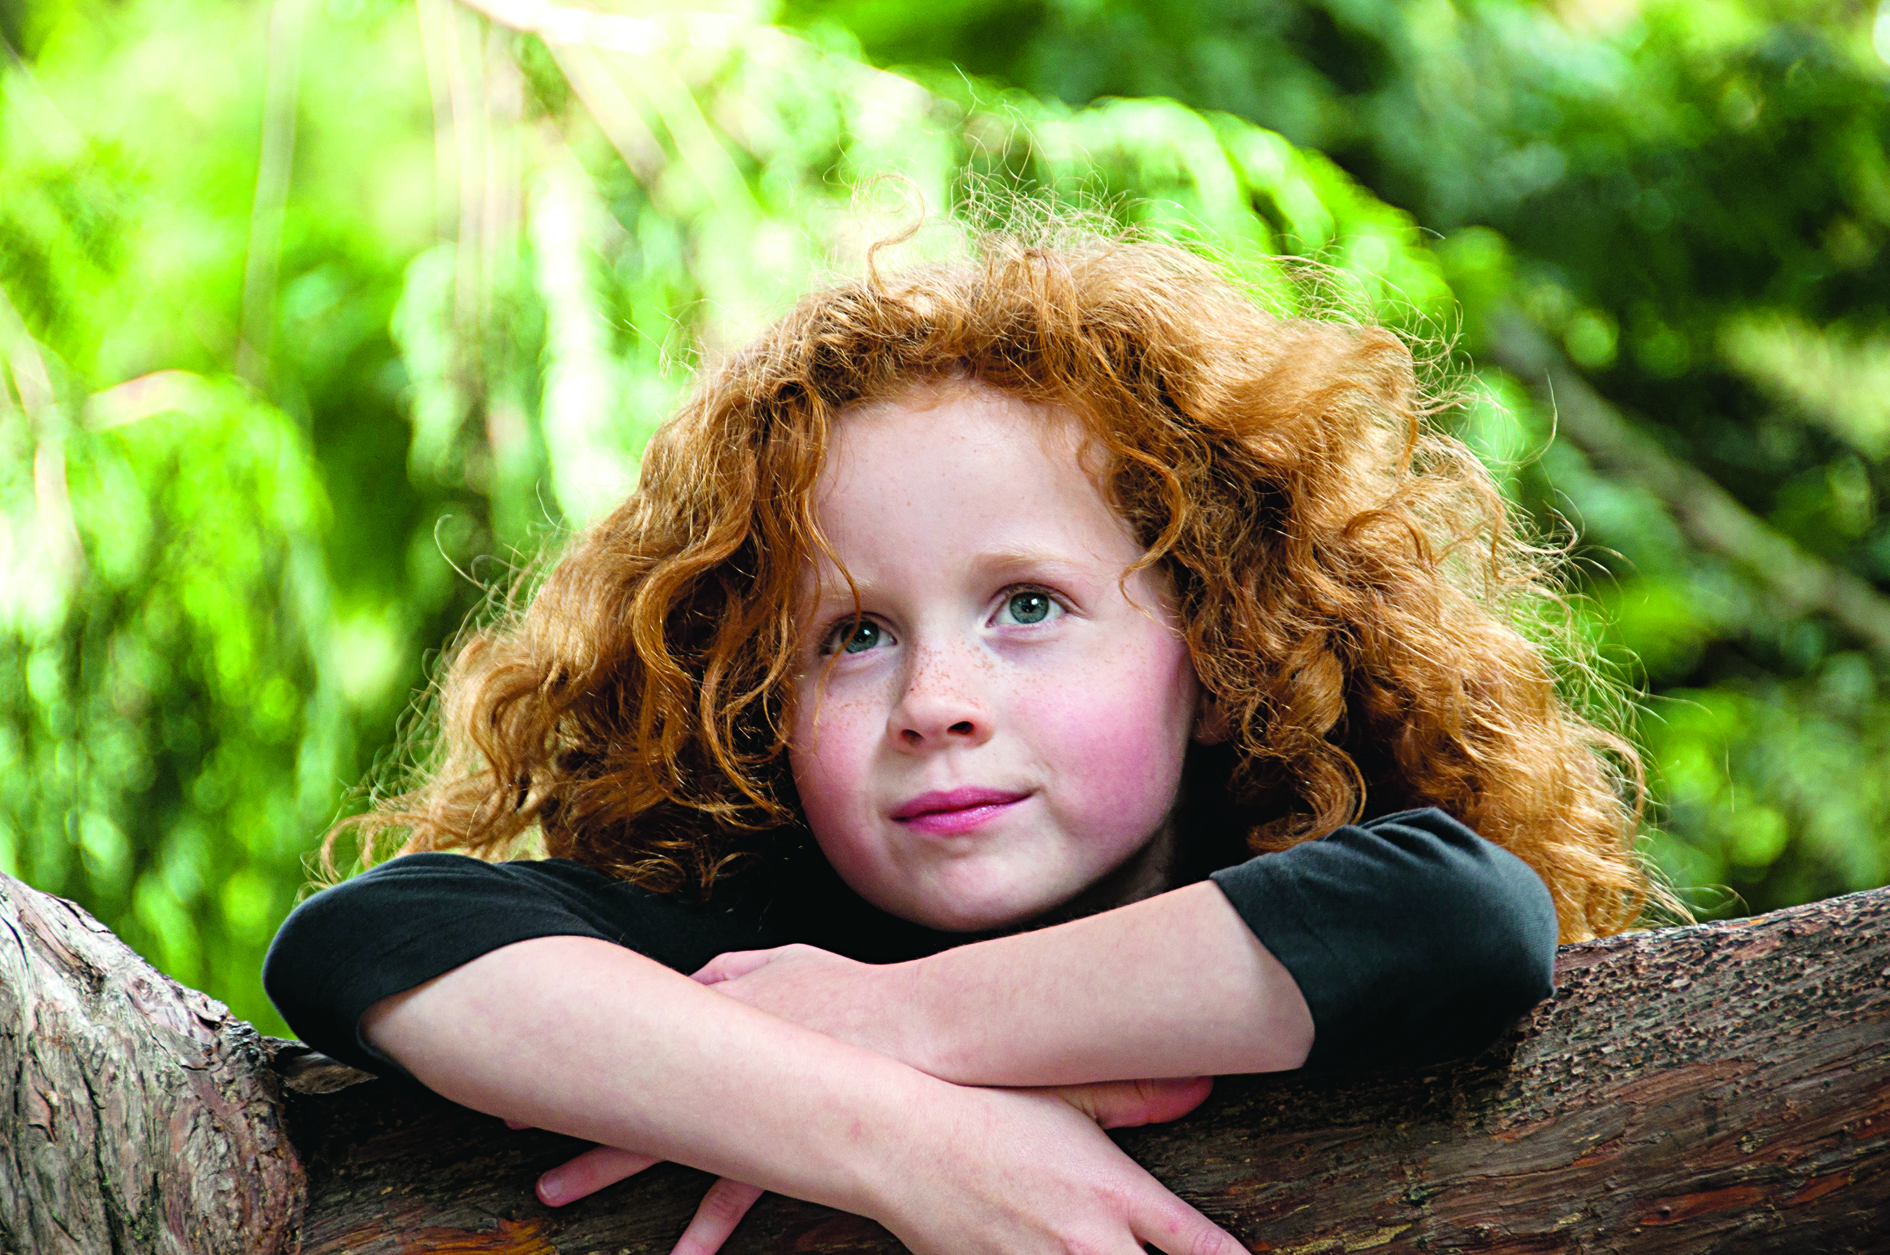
814, 584, 1069, 656
818, 615, 885, 657
991, 584, 1068, 627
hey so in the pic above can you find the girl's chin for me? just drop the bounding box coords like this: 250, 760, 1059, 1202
893, 879, 1085, 934
824, 839, 1092, 932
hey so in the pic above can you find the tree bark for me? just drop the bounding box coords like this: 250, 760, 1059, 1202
0, 874, 301, 1255
3, 871, 1886, 1255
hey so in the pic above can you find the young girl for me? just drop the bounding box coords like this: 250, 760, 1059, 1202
265, 232, 1650, 1255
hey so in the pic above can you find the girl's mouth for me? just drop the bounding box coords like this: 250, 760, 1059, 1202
891, 788, 1031, 836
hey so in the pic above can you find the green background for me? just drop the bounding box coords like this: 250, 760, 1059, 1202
4, 0, 1888, 1036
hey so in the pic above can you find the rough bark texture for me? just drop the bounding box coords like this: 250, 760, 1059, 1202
0, 874, 302, 1255
4, 871, 1887, 1255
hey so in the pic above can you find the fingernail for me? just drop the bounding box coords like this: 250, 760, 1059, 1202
539, 1174, 565, 1206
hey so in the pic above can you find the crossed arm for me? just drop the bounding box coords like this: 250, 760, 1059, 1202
361, 880, 1315, 1255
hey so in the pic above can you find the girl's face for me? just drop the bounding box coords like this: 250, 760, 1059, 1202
788, 382, 1206, 932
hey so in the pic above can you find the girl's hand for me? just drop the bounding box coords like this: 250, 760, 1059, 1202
507, 1123, 764, 1255
691, 944, 913, 1062
875, 1078, 1241, 1255
521, 1077, 1223, 1254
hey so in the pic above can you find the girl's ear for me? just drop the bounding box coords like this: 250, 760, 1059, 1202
1192, 691, 1234, 745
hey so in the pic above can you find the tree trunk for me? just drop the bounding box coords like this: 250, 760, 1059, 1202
3, 871, 1886, 1255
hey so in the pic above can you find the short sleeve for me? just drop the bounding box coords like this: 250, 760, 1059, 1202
1209, 808, 1558, 1071
262, 853, 780, 1077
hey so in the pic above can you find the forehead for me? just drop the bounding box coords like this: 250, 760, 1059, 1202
808, 381, 1139, 587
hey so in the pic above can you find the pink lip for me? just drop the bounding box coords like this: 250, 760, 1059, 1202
892, 787, 1031, 836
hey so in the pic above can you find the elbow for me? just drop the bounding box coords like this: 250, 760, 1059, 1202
1479, 857, 1560, 1013
1470, 873, 1557, 1007
1461, 925, 1556, 1050
261, 900, 320, 1036
1428, 860, 1560, 1061
1312, 851, 1559, 1073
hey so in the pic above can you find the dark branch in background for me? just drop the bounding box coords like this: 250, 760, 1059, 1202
1487, 313, 1890, 661
3, 867, 1885, 1254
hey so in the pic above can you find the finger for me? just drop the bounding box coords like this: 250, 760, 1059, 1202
1099, 1076, 1213, 1129
1054, 1077, 1214, 1129
537, 1145, 662, 1207
690, 948, 781, 985
1132, 1188, 1248, 1255
670, 1178, 765, 1255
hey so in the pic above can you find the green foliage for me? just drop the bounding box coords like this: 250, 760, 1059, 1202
1, 378, 345, 1020
4, 0, 1886, 1033
1, 0, 1453, 1026
1, 0, 488, 1031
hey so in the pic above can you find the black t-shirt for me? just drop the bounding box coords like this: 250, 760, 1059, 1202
263, 807, 1557, 1078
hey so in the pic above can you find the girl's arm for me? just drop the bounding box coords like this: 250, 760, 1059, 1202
699, 810, 1560, 1086
362, 933, 1247, 1255
702, 880, 1313, 1085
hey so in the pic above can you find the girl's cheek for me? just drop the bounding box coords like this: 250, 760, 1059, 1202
789, 690, 881, 808
1076, 715, 1188, 821
1033, 658, 1195, 820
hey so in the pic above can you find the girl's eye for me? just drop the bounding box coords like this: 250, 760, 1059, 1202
997, 589, 1061, 626
829, 619, 887, 655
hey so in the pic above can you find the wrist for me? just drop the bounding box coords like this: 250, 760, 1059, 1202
873, 956, 941, 1073
892, 952, 961, 1081
822, 1050, 965, 1221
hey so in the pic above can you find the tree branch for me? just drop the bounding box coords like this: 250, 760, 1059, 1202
1486, 313, 1890, 660
3, 867, 1886, 1253
0, 875, 302, 1255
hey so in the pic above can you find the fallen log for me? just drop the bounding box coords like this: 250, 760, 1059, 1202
2, 869, 1886, 1254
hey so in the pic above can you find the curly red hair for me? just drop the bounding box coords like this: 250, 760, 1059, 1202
333, 232, 1656, 942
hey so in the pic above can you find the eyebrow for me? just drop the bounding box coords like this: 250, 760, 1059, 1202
969, 546, 1095, 579
803, 547, 1105, 608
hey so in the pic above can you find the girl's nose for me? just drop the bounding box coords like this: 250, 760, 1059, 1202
890, 647, 991, 750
